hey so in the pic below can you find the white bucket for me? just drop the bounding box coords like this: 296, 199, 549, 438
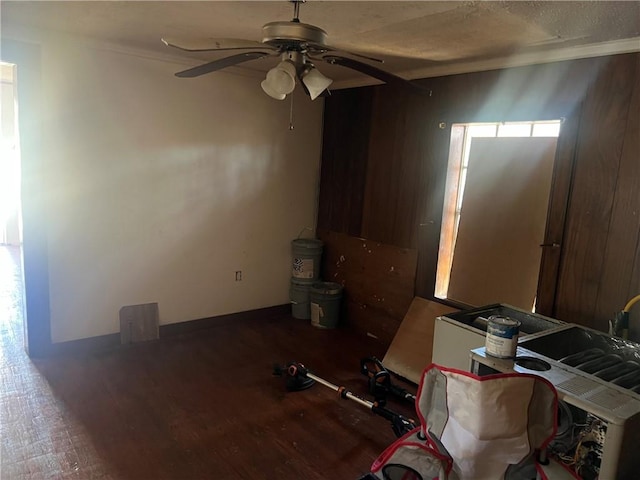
309, 282, 343, 329
289, 279, 311, 320
291, 238, 323, 283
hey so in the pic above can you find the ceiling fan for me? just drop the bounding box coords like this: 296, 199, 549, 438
162, 0, 419, 100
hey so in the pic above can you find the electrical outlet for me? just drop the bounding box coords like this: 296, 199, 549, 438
235, 271, 242, 281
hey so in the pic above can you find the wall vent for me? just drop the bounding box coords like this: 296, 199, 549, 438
556, 376, 599, 396
119, 303, 159, 344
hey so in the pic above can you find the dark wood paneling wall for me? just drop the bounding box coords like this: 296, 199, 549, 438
318, 53, 640, 341
317, 88, 373, 237
556, 55, 640, 333
361, 88, 434, 247
535, 112, 581, 316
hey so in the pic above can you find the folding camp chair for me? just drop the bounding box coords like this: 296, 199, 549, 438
365, 364, 562, 480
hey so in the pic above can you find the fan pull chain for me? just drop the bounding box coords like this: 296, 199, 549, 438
289, 93, 295, 131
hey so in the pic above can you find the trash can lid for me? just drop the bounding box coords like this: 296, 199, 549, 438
291, 238, 324, 248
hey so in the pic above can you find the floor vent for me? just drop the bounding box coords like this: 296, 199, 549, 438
119, 303, 159, 344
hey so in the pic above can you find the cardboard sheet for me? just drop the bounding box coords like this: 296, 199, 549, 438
382, 297, 457, 384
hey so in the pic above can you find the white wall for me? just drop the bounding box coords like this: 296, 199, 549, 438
7, 32, 324, 342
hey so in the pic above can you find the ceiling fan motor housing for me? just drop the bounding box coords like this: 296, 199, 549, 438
262, 21, 328, 50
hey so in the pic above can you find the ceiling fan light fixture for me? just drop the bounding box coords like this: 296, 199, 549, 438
166, 1, 420, 101
301, 66, 333, 101
262, 60, 297, 99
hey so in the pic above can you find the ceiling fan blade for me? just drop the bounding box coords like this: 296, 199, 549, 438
317, 47, 383, 64
175, 52, 274, 78
322, 55, 427, 93
337, 50, 384, 64
162, 37, 276, 53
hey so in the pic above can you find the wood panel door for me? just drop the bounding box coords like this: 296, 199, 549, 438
447, 136, 558, 310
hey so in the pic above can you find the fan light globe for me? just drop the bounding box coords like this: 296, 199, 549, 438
301, 67, 333, 100
261, 60, 297, 99
261, 80, 287, 100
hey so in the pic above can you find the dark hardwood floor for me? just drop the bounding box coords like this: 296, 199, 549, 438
0, 245, 416, 479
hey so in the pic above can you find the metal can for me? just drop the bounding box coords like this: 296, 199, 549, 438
485, 315, 521, 358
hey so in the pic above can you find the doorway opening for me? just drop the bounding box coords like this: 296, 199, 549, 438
1, 62, 22, 247
1, 61, 25, 348
436, 120, 561, 312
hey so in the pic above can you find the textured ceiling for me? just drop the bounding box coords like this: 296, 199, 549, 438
2, 1, 640, 86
